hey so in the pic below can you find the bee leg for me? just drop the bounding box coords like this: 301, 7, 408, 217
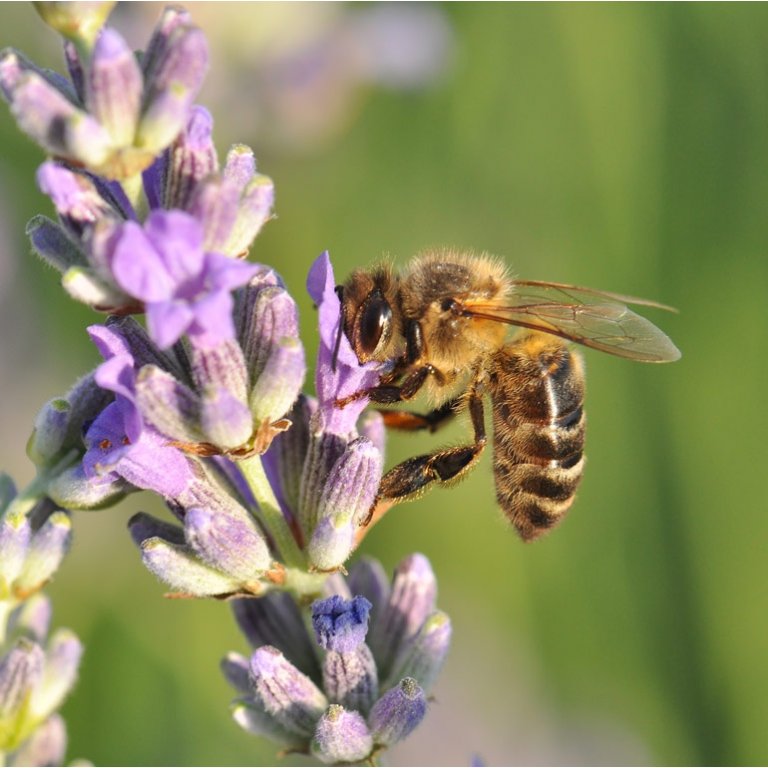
361, 393, 485, 526
336, 364, 438, 408
378, 397, 462, 433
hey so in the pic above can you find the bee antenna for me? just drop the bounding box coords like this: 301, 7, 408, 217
332, 285, 345, 373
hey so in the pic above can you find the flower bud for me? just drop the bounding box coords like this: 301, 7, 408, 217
85, 27, 142, 146
220, 652, 250, 695
347, 556, 390, 625
386, 610, 452, 693
138, 537, 242, 598
15, 512, 72, 596
7, 712, 67, 768
47, 463, 126, 510
184, 505, 270, 581
0, 639, 44, 750
26, 216, 86, 274
311, 705, 373, 765
164, 105, 218, 210
369, 677, 427, 747
134, 365, 203, 444
0, 508, 31, 597
225, 174, 275, 257
312, 595, 371, 653
32, 628, 82, 719
249, 646, 328, 738
369, 553, 437, 679
231, 698, 306, 750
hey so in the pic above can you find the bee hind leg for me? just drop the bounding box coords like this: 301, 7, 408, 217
361, 393, 485, 526
378, 397, 462, 433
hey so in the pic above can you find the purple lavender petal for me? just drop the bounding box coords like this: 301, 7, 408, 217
187, 289, 237, 346
368, 677, 427, 747
111, 429, 194, 500
83, 401, 193, 500
311, 705, 373, 764
146, 300, 195, 349
35, 628, 83, 718
86, 27, 143, 145
306, 252, 383, 436
223, 144, 256, 188
311, 595, 372, 653
144, 209, 206, 282
109, 220, 176, 301
36, 162, 113, 230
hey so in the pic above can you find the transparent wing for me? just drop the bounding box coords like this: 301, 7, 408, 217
463, 280, 681, 362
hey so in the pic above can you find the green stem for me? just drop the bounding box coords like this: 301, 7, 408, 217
238, 454, 305, 569
281, 567, 327, 602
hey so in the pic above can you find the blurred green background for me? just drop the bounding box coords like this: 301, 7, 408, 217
1, 2, 767, 765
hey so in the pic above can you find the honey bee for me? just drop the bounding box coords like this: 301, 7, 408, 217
336, 248, 680, 541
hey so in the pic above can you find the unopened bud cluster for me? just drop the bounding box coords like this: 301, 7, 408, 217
224, 554, 451, 763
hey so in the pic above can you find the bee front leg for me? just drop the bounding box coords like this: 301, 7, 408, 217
360, 392, 486, 526
335, 364, 438, 408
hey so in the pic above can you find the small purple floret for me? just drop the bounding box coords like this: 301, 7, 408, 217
306, 251, 383, 436
311, 595, 372, 653
107, 210, 259, 349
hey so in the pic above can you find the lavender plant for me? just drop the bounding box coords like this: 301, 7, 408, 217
0, 4, 452, 764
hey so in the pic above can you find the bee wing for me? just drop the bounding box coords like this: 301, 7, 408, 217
465, 280, 681, 362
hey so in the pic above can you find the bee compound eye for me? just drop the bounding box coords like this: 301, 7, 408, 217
356, 292, 393, 358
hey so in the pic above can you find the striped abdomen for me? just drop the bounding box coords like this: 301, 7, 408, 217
488, 333, 586, 541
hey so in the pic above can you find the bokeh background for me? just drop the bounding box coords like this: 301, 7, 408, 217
1, 3, 767, 765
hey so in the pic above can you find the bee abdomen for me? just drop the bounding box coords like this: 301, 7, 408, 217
489, 335, 587, 541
